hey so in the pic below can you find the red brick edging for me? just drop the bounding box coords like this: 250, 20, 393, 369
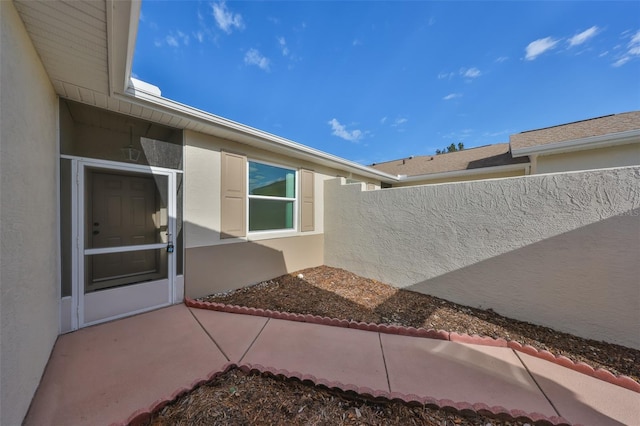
118, 362, 573, 426
185, 297, 640, 394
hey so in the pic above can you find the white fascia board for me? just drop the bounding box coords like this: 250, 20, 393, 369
123, 1, 141, 92
106, 0, 141, 96
511, 129, 640, 158
118, 82, 399, 183
398, 162, 530, 183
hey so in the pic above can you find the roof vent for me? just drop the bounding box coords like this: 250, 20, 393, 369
129, 78, 162, 97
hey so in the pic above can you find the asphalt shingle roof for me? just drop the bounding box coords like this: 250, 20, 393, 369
510, 111, 640, 151
370, 143, 528, 177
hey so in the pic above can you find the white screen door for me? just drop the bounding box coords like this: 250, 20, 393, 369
77, 161, 176, 327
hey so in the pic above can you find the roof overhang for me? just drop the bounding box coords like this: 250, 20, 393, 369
397, 162, 530, 183
107, 0, 141, 96
511, 129, 640, 158
121, 79, 399, 183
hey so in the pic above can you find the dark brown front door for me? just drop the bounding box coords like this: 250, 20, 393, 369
87, 171, 165, 292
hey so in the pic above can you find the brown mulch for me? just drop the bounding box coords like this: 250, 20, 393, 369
203, 265, 639, 383
148, 369, 528, 426
146, 265, 639, 425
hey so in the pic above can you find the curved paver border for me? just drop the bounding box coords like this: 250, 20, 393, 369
118, 362, 573, 426
185, 297, 640, 394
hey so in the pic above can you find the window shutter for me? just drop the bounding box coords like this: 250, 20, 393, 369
220, 151, 246, 238
300, 169, 315, 232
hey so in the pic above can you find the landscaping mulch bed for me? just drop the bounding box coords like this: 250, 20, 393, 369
202, 266, 639, 383
147, 369, 528, 426
146, 265, 638, 425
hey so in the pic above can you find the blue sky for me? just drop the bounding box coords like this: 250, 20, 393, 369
133, 1, 640, 165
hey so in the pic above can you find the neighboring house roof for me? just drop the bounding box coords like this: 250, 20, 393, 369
370, 143, 529, 177
510, 111, 640, 157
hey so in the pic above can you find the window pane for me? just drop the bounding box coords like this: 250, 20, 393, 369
249, 162, 295, 197
249, 199, 294, 231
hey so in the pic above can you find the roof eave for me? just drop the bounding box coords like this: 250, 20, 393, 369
398, 162, 530, 183
511, 129, 640, 158
107, 0, 141, 96
119, 81, 399, 183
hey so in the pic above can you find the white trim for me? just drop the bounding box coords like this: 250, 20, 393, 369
511, 129, 640, 158
123, 1, 141, 94
247, 159, 298, 234
173, 275, 184, 303
70, 160, 79, 331
70, 158, 179, 329
84, 243, 166, 256
60, 154, 183, 174
82, 279, 171, 326
397, 162, 530, 183
118, 82, 397, 183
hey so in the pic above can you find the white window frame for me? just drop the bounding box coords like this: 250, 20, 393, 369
247, 159, 298, 236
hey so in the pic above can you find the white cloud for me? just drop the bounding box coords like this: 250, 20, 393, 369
613, 29, 640, 67
176, 31, 189, 46
525, 36, 559, 60
244, 49, 270, 71
161, 31, 190, 48
328, 119, 363, 142
195, 31, 204, 43
392, 118, 408, 127
352, 39, 362, 46
568, 26, 599, 47
460, 67, 481, 78
438, 71, 455, 80
277, 37, 289, 56
495, 56, 509, 63
166, 35, 179, 47
443, 93, 462, 100
380, 116, 388, 124
212, 1, 244, 34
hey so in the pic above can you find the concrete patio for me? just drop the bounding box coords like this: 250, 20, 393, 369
24, 304, 640, 426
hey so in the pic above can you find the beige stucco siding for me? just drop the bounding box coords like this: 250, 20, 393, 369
325, 167, 640, 349
536, 142, 640, 174
185, 234, 324, 298
183, 130, 371, 296
0, 2, 59, 425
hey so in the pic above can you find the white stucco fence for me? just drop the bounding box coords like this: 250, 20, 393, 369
324, 167, 640, 349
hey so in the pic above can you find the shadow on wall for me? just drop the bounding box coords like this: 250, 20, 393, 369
184, 222, 285, 299
183, 222, 324, 299
403, 208, 640, 349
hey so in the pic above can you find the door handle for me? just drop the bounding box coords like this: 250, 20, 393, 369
93, 230, 100, 235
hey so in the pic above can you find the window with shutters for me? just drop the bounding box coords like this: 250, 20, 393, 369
248, 161, 297, 232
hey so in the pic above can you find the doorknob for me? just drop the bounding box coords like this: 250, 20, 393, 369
93, 230, 100, 235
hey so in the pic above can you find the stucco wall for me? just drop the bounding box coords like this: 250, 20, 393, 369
185, 234, 324, 298
0, 3, 59, 425
325, 167, 640, 349
183, 130, 374, 296
536, 142, 640, 174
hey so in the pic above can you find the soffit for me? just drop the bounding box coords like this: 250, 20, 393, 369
14, 0, 110, 95
13, 0, 396, 182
